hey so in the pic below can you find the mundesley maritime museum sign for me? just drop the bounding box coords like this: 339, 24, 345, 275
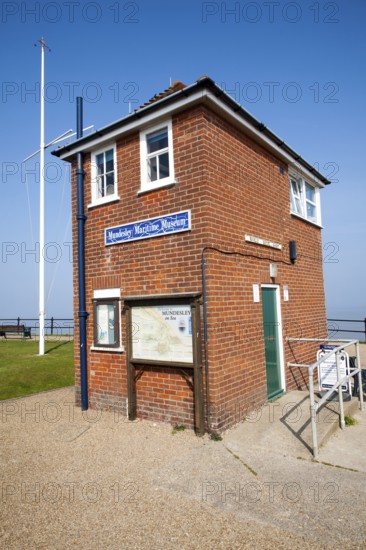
105, 210, 191, 245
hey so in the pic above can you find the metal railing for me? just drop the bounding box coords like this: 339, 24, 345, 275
0, 317, 74, 340
287, 338, 365, 459
327, 318, 366, 342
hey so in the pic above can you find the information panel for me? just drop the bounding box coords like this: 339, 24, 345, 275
317, 346, 350, 393
131, 304, 193, 363
96, 303, 115, 345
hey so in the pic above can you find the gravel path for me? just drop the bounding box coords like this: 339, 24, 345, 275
1, 387, 365, 549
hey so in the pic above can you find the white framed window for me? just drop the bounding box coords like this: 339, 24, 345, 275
305, 183, 317, 223
90, 144, 119, 206
290, 177, 304, 216
289, 173, 321, 225
91, 288, 124, 352
139, 119, 175, 192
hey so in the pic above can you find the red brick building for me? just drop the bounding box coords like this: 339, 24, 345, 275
53, 76, 330, 433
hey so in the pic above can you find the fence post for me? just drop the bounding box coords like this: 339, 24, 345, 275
364, 318, 366, 342
17, 317, 20, 327
336, 351, 345, 430
51, 316, 54, 335
309, 368, 319, 459
356, 342, 365, 411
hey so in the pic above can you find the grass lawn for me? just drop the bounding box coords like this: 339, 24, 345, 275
0, 339, 74, 400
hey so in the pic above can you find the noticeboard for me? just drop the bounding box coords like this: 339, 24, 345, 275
131, 304, 193, 364
317, 346, 351, 393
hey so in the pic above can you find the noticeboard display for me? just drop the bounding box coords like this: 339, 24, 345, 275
96, 303, 115, 345
317, 346, 351, 393
131, 304, 193, 364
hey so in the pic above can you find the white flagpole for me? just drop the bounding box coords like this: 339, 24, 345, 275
39, 37, 46, 356
26, 39, 91, 355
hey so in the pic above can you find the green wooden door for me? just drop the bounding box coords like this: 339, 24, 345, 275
261, 287, 283, 399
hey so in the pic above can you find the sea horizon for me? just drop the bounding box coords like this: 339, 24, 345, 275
1, 305, 365, 343
326, 304, 366, 343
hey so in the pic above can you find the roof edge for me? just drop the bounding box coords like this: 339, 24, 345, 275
52, 76, 331, 185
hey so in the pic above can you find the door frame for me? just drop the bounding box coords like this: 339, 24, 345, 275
261, 284, 286, 396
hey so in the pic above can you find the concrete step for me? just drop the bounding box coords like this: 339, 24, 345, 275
223, 390, 364, 459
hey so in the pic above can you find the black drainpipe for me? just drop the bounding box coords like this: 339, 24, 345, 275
201, 249, 211, 433
76, 96, 88, 410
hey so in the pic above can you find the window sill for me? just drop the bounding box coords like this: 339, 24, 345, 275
88, 195, 120, 209
290, 212, 323, 228
90, 346, 125, 353
137, 180, 177, 196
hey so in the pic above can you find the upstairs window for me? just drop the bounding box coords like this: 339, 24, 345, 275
90, 145, 118, 206
290, 177, 304, 216
290, 174, 321, 225
305, 183, 317, 223
147, 127, 169, 181
140, 120, 175, 192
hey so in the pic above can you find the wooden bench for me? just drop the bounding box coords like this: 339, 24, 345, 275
0, 325, 32, 339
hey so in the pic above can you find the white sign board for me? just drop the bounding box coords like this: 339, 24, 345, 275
245, 234, 282, 250
131, 305, 193, 363
253, 284, 260, 303
317, 346, 350, 393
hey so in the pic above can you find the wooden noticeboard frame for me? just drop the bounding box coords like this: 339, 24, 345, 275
124, 294, 204, 435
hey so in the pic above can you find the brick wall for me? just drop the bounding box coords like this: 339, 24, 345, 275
70, 103, 327, 432
199, 107, 327, 430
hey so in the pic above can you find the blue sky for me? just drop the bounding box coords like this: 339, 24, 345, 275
1, 0, 365, 320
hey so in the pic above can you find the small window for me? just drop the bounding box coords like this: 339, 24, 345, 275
290, 177, 304, 216
92, 294, 121, 350
290, 174, 320, 225
90, 145, 118, 206
140, 120, 175, 192
305, 183, 317, 222
147, 128, 170, 182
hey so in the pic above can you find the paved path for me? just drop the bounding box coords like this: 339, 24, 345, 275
1, 387, 365, 549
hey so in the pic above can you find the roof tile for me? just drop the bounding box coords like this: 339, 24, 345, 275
138, 80, 187, 109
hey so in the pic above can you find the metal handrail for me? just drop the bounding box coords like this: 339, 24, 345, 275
287, 337, 365, 458
327, 318, 366, 341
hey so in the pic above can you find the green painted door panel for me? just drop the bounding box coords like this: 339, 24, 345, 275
262, 287, 283, 399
